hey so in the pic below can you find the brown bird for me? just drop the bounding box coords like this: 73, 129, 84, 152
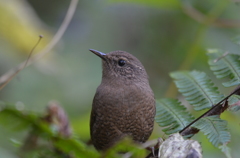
89, 49, 156, 151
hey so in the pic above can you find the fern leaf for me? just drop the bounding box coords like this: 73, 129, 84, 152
155, 98, 194, 135
207, 49, 240, 87
193, 115, 230, 147
228, 94, 240, 112
170, 71, 223, 111
219, 144, 232, 158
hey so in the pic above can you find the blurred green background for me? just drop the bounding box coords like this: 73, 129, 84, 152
1, 0, 240, 157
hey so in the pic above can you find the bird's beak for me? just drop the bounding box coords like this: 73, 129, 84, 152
89, 49, 106, 60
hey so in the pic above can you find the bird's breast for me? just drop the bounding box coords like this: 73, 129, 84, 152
93, 82, 155, 122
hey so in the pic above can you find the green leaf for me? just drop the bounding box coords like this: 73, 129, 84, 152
170, 70, 223, 111
104, 137, 146, 158
20, 148, 62, 158
0, 104, 100, 158
193, 115, 230, 147
54, 138, 100, 158
10, 138, 22, 147
0, 106, 53, 136
106, 0, 180, 9
0, 107, 38, 131
155, 98, 194, 135
207, 49, 240, 87
219, 144, 232, 158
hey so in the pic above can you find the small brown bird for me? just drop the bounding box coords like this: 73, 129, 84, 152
89, 49, 156, 151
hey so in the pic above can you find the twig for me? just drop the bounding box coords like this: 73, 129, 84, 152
0, 36, 43, 91
182, 4, 240, 28
0, 0, 78, 86
179, 86, 240, 134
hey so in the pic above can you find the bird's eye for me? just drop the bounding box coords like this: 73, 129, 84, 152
118, 59, 126, 66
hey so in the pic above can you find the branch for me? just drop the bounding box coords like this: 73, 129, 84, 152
180, 85, 240, 136
182, 4, 240, 28
0, 0, 78, 87
0, 36, 43, 90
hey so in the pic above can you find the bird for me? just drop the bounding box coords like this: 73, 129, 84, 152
89, 49, 156, 151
